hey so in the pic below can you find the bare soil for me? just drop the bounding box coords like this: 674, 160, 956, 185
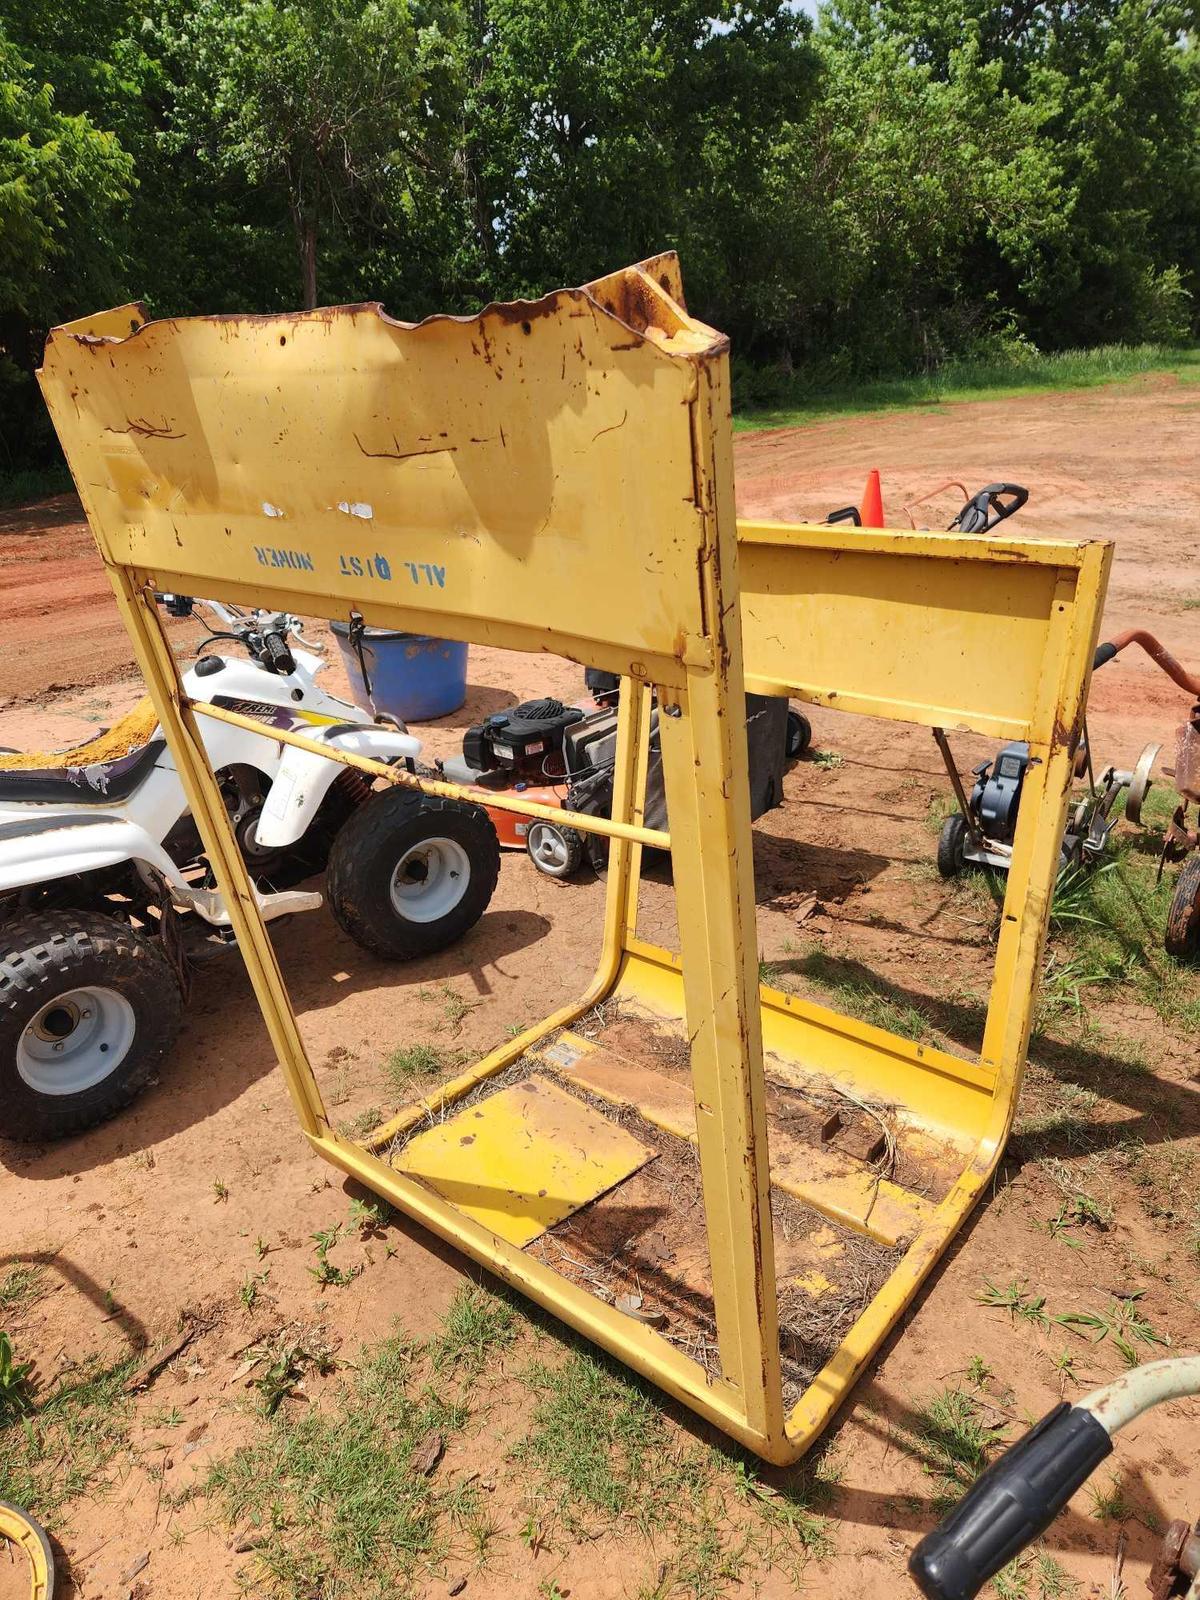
3, 373, 1200, 1600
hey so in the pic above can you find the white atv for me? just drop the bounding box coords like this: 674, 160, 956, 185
0, 597, 499, 1142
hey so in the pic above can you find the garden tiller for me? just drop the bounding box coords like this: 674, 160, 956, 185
1088, 629, 1200, 960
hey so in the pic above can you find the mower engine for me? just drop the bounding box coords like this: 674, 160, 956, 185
937, 737, 1156, 879
462, 698, 584, 780
445, 686, 794, 880
972, 743, 1030, 839
934, 632, 1166, 881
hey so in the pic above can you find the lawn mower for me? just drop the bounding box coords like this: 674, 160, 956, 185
931, 626, 1162, 882
865, 476, 1166, 895
824, 474, 1148, 880
934, 625, 1200, 963
440, 672, 806, 878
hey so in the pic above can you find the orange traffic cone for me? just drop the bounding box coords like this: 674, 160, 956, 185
860, 469, 884, 528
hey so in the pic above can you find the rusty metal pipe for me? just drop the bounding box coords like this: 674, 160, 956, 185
901, 480, 969, 530
189, 696, 672, 851
1097, 629, 1200, 697
931, 726, 983, 845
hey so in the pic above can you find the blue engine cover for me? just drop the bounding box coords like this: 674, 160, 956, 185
971, 741, 1031, 839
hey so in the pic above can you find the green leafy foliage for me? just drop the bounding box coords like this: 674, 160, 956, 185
0, 1349, 137, 1519
0, 1329, 35, 1421
2, 0, 1198, 476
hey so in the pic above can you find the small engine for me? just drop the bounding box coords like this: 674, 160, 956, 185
462, 698, 585, 778
970, 741, 1031, 841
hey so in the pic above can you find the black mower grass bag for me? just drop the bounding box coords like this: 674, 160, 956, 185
565, 695, 788, 867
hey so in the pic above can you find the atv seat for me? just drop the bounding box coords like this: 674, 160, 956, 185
0, 697, 165, 804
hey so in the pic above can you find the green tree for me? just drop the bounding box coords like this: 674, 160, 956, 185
825, 0, 1200, 345
153, 0, 463, 308
460, 0, 819, 331
782, 25, 1060, 369
0, 19, 133, 464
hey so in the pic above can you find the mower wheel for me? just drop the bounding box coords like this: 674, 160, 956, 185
785, 709, 812, 761
326, 789, 500, 960
937, 814, 969, 879
526, 820, 585, 880
1, 911, 182, 1142
1164, 856, 1200, 962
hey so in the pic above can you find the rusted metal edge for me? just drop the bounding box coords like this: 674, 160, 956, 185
42, 254, 726, 367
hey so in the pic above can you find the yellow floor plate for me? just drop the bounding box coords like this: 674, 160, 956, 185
540, 1032, 934, 1248
393, 1077, 656, 1247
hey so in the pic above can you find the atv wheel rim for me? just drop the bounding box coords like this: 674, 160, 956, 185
528, 823, 571, 874
389, 838, 471, 923
17, 985, 136, 1096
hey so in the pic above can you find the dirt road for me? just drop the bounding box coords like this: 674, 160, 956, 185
2, 374, 1198, 1600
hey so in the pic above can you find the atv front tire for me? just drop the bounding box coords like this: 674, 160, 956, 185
325, 789, 500, 960
1, 912, 182, 1142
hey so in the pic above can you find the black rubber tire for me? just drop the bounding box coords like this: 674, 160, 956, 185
785, 709, 813, 760
0, 911, 182, 1143
325, 789, 500, 960
1164, 855, 1200, 961
242, 768, 372, 891
937, 813, 969, 878
526, 821, 586, 879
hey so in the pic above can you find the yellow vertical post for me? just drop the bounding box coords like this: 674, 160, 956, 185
656, 355, 784, 1438
106, 569, 328, 1139
979, 551, 1110, 1138
617, 682, 653, 948
596, 679, 652, 985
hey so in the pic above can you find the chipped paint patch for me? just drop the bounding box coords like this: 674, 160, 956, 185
336, 501, 374, 520
792, 1270, 835, 1297
262, 501, 285, 518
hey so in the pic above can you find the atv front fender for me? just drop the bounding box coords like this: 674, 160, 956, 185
0, 813, 184, 895
255, 725, 420, 848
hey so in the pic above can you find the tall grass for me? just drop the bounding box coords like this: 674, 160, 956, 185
735, 344, 1200, 432
0, 465, 73, 508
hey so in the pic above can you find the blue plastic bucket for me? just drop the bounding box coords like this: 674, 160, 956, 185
331, 623, 469, 721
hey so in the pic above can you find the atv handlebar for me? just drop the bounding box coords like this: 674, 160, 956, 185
262, 629, 296, 676
909, 1357, 1200, 1600
153, 593, 315, 674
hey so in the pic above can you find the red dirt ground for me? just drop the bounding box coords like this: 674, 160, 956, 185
2, 373, 1199, 1600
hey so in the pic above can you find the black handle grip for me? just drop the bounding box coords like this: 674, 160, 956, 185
825, 504, 863, 527
908, 1403, 1111, 1600
1092, 641, 1118, 671
983, 483, 1029, 522
953, 483, 1030, 534
263, 631, 295, 675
